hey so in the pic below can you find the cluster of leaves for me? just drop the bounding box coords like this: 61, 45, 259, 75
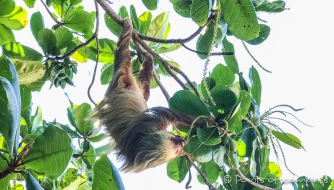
0, 0, 334, 189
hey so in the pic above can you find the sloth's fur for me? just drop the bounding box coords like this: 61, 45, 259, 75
93, 18, 202, 172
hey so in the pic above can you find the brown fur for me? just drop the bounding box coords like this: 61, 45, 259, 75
93, 18, 206, 172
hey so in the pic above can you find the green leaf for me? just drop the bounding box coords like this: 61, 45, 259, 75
228, 108, 242, 134
200, 77, 216, 100
23, 0, 36, 8
155, 43, 182, 54
20, 85, 32, 128
2, 42, 43, 61
190, 0, 212, 26
70, 0, 82, 5
26, 172, 43, 190
271, 130, 302, 149
118, 6, 129, 19
14, 60, 46, 84
81, 142, 95, 168
37, 28, 57, 54
0, 6, 28, 30
220, 0, 259, 40
31, 106, 42, 133
88, 133, 107, 143
142, 0, 158, 10
73, 103, 94, 136
138, 11, 152, 35
196, 22, 223, 59
55, 27, 73, 49
100, 64, 114, 85
30, 12, 45, 41
222, 37, 239, 74
249, 66, 262, 106
197, 160, 220, 184
0, 0, 15, 16
0, 173, 14, 188
212, 145, 225, 166
64, 9, 94, 34
0, 55, 20, 157
92, 154, 125, 190
169, 90, 211, 116
95, 143, 113, 157
246, 24, 270, 45
147, 12, 169, 43
173, 5, 191, 18
104, 13, 122, 37
208, 85, 239, 118
167, 156, 188, 183
183, 137, 212, 162
86, 38, 117, 63
197, 127, 221, 145
255, 1, 286, 13
23, 125, 73, 179
268, 162, 282, 178
0, 77, 20, 158
239, 90, 251, 117
297, 176, 315, 190
60, 168, 78, 188
210, 64, 235, 86
0, 24, 15, 45
130, 5, 139, 31
170, 0, 192, 10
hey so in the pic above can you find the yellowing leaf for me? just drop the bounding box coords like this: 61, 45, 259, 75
0, 6, 28, 30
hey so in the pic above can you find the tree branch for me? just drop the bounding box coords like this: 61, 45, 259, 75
87, 0, 100, 106
39, 0, 64, 25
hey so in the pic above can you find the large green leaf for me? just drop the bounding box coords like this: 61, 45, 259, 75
130, 5, 139, 31
190, 0, 212, 26
249, 66, 262, 106
23, 125, 73, 179
54, 27, 73, 49
222, 37, 239, 74
197, 160, 220, 184
183, 137, 212, 162
104, 13, 122, 37
100, 64, 113, 85
169, 90, 211, 116
73, 103, 94, 136
212, 145, 225, 166
196, 22, 223, 59
81, 142, 96, 169
239, 90, 251, 117
271, 130, 302, 149
197, 127, 221, 145
142, 0, 158, 10
86, 38, 116, 63
14, 60, 46, 84
167, 156, 188, 183
246, 24, 271, 45
155, 43, 182, 54
92, 154, 125, 190
0, 0, 15, 16
23, 0, 36, 8
37, 28, 57, 55
200, 77, 216, 100
2, 42, 43, 61
210, 64, 235, 86
30, 12, 44, 41
0, 6, 28, 30
138, 11, 152, 35
0, 55, 21, 157
0, 77, 20, 157
0, 24, 15, 45
220, 0, 259, 40
208, 84, 240, 118
63, 9, 94, 34
255, 1, 286, 13
147, 12, 169, 48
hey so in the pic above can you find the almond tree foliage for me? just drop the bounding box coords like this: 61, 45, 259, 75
0, 0, 332, 190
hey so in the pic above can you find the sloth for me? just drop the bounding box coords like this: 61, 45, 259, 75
93, 18, 209, 173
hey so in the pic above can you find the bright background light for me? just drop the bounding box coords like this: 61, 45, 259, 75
11, 0, 334, 189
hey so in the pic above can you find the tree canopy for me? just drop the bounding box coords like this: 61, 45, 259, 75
0, 0, 333, 190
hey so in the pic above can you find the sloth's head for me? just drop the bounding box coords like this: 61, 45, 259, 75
121, 131, 184, 173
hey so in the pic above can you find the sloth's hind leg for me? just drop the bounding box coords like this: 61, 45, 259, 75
137, 54, 153, 101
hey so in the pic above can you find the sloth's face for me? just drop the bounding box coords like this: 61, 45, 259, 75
161, 133, 185, 162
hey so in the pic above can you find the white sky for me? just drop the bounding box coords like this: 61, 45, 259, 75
9, 0, 334, 189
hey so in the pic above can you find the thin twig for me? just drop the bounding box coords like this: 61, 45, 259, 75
181, 43, 234, 56
153, 70, 170, 101
39, 0, 64, 25
87, 0, 100, 106
186, 156, 217, 190
242, 41, 272, 73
